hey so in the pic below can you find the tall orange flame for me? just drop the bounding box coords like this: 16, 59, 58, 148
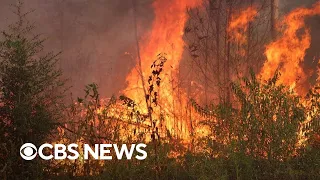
260, 2, 320, 95
228, 6, 258, 48
124, 0, 202, 138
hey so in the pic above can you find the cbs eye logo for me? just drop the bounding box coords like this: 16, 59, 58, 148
20, 143, 37, 160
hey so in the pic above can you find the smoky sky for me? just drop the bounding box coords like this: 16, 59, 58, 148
279, 0, 319, 12
0, 0, 154, 98
0, 0, 319, 98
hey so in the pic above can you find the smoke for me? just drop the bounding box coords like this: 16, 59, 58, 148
0, 0, 319, 98
279, 0, 319, 13
0, 0, 154, 98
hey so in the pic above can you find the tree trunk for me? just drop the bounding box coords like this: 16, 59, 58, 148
216, 0, 222, 103
271, 0, 279, 40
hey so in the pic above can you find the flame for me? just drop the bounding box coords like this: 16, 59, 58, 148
260, 2, 320, 95
228, 6, 258, 54
124, 0, 202, 138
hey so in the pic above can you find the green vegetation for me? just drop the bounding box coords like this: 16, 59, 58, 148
0, 5, 66, 180
0, 3, 320, 180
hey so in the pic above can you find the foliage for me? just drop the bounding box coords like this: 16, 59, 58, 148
226, 70, 303, 160
51, 70, 319, 180
1, 3, 320, 180
0, 3, 66, 179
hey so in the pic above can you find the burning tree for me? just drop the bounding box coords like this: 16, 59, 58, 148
1, 0, 320, 179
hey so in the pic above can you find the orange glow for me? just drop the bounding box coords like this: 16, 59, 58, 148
228, 6, 258, 55
260, 2, 320, 95
124, 0, 202, 139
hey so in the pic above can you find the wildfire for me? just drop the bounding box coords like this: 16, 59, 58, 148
45, 2, 320, 176
228, 6, 258, 55
124, 0, 202, 138
260, 2, 320, 95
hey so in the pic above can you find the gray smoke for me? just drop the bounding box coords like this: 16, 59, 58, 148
0, 0, 154, 98
279, 0, 319, 13
0, 0, 319, 98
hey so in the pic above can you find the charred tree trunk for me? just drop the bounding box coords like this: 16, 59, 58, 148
225, 1, 233, 104
271, 0, 278, 40
247, 0, 254, 72
215, 0, 223, 103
